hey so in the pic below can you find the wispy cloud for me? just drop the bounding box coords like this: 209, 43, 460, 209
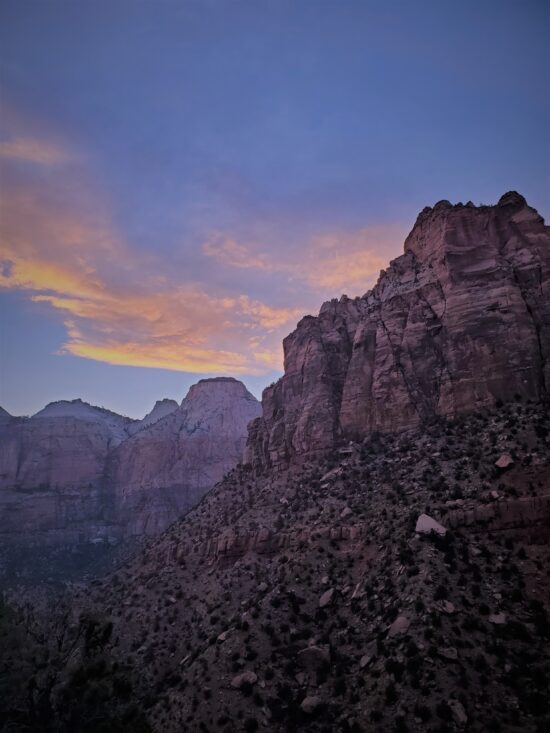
202, 224, 404, 295
0, 119, 404, 378
0, 137, 71, 165
0, 172, 300, 374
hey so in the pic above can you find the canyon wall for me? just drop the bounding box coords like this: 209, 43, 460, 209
245, 192, 550, 470
0, 378, 260, 560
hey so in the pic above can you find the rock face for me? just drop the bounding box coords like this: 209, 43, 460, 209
0, 410, 122, 547
0, 407, 12, 421
0, 378, 260, 577
109, 378, 261, 536
32, 399, 135, 446
246, 193, 550, 470
128, 399, 179, 435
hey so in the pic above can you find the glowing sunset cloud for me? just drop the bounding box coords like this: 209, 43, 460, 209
0, 159, 303, 375
0, 120, 404, 379
202, 224, 405, 294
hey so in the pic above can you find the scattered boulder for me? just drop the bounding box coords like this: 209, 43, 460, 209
359, 642, 377, 668
230, 671, 257, 689
439, 647, 458, 661
340, 506, 353, 519
449, 699, 468, 726
295, 672, 307, 686
297, 645, 330, 671
488, 612, 506, 625
320, 467, 342, 483
495, 453, 514, 469
301, 696, 323, 714
319, 588, 335, 608
388, 615, 410, 637
415, 513, 446, 536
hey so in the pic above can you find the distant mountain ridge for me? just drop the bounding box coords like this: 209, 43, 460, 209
32, 398, 136, 445
129, 398, 179, 434
0, 378, 260, 583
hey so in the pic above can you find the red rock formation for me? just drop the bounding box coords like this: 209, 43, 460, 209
109, 377, 261, 536
246, 193, 550, 470
0, 379, 260, 554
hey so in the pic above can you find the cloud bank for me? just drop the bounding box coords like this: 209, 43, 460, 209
0, 127, 405, 376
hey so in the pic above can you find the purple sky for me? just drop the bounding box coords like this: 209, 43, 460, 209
1, 0, 549, 418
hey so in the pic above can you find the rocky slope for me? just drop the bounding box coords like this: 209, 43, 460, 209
3, 400, 548, 733
0, 378, 260, 583
246, 192, 550, 470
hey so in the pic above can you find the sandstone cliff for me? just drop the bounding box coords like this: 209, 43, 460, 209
0, 407, 12, 421
109, 377, 262, 536
128, 398, 179, 435
32, 399, 136, 446
0, 379, 260, 580
246, 192, 550, 470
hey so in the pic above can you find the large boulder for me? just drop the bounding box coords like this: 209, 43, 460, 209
415, 513, 447, 536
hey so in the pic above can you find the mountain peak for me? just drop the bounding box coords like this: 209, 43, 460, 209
184, 377, 256, 405
498, 190, 527, 208
129, 398, 179, 434
403, 192, 543, 261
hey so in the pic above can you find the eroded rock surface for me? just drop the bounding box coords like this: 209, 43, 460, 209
246, 193, 550, 470
0, 378, 260, 581
109, 378, 261, 536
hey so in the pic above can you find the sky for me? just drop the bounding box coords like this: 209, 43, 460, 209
0, 0, 548, 418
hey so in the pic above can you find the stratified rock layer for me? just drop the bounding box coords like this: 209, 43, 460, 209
109, 378, 261, 536
128, 399, 179, 435
0, 379, 260, 561
246, 193, 550, 470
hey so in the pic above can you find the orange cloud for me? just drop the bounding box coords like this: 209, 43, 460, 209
0, 173, 297, 375
0, 120, 402, 378
202, 224, 405, 296
305, 228, 400, 292
202, 236, 274, 270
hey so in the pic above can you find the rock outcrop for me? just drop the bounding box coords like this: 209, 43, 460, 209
0, 410, 120, 547
0, 407, 12, 422
0, 379, 260, 579
246, 193, 550, 470
128, 398, 179, 435
32, 399, 136, 446
109, 378, 261, 536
